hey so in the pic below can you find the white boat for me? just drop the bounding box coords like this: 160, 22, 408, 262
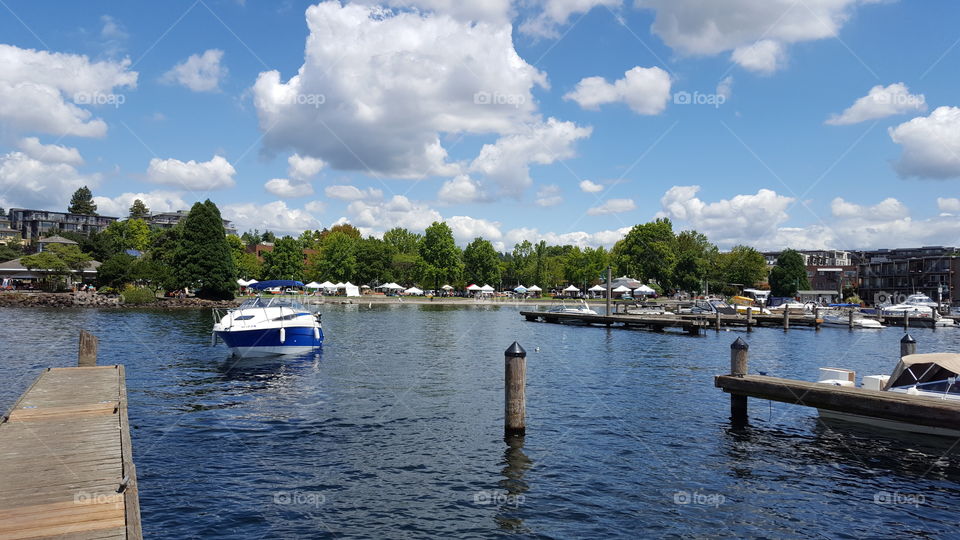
212, 280, 323, 357
767, 300, 810, 312
820, 310, 884, 329
548, 300, 598, 315
881, 293, 938, 318
817, 354, 960, 437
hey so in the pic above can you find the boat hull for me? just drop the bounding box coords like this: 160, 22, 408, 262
215, 326, 323, 357
818, 409, 960, 438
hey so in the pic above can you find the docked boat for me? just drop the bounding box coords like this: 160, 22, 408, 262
820, 310, 884, 329
817, 354, 960, 437
730, 296, 771, 315
680, 298, 737, 315
548, 300, 598, 315
881, 293, 938, 317
212, 280, 323, 357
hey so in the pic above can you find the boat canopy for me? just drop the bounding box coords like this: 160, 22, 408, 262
247, 280, 305, 290
885, 353, 960, 390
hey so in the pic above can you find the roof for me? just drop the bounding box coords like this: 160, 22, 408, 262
37, 235, 78, 245
0, 258, 100, 273
797, 290, 840, 295
886, 353, 960, 389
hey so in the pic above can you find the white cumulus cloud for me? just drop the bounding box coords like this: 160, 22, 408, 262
659, 185, 794, 247
535, 184, 563, 207
161, 49, 227, 92
937, 197, 960, 213
0, 151, 101, 210
92, 191, 189, 217
889, 106, 960, 179
287, 153, 325, 181
830, 197, 907, 221
17, 137, 84, 166
579, 179, 603, 193
447, 215, 502, 242
324, 185, 385, 201
587, 198, 635, 215
438, 175, 487, 204
146, 155, 236, 190
564, 66, 671, 115
222, 200, 322, 234
265, 178, 314, 198
0, 44, 137, 137
730, 40, 784, 74
347, 195, 443, 234
520, 0, 621, 37
826, 83, 927, 125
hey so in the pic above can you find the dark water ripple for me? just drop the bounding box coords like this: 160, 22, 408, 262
3, 305, 960, 538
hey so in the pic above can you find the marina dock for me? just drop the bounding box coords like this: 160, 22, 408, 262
0, 334, 140, 539
520, 310, 708, 333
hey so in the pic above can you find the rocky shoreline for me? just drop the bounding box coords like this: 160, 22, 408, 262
0, 292, 241, 309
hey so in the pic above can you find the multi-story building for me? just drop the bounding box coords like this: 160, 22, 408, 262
0, 215, 23, 245
148, 210, 237, 236
7, 208, 117, 243
762, 249, 859, 295
857, 246, 960, 306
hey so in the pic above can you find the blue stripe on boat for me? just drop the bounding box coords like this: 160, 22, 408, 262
216, 326, 323, 349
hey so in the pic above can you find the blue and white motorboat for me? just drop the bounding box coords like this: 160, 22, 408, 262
213, 280, 323, 357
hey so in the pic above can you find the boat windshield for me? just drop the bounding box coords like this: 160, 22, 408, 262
238, 297, 309, 311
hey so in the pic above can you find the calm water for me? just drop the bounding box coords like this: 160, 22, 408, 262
3, 304, 960, 538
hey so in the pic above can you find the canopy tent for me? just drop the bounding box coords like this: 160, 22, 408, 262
404, 286, 424, 295
885, 353, 960, 390
381, 282, 403, 290
612, 285, 632, 293
514, 286, 528, 293
361, 285, 371, 289
319, 280, 335, 288
237, 279, 257, 287
588, 285, 606, 292
563, 285, 580, 292
480, 284, 495, 292
304, 281, 323, 289
527, 285, 542, 292
441, 284, 454, 291
247, 280, 304, 290
344, 283, 361, 297
610, 276, 642, 289
634, 285, 656, 295
466, 284, 481, 291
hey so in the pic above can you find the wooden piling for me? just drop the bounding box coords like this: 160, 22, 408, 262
814, 307, 821, 331
782, 307, 789, 331
78, 330, 99, 367
715, 311, 721, 332
848, 309, 854, 329
746, 307, 753, 333
730, 338, 748, 420
900, 333, 916, 358
504, 342, 527, 438
904, 312, 910, 331
605, 267, 612, 317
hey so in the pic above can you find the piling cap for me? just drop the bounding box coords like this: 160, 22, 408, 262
505, 341, 526, 357
901, 333, 916, 344
731, 337, 749, 350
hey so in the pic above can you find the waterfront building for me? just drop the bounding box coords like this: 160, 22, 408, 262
762, 249, 859, 296
857, 246, 960, 306
0, 215, 23, 246
148, 210, 238, 236
36, 235, 79, 252
7, 208, 117, 243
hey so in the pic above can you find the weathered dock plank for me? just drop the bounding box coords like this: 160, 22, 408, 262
0, 365, 140, 540
520, 310, 708, 333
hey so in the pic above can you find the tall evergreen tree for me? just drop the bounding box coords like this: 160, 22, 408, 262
463, 237, 501, 286
128, 199, 150, 219
419, 221, 463, 291
68, 186, 98, 215
174, 200, 236, 299
768, 249, 810, 297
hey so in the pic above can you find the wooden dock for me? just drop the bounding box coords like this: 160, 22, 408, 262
0, 335, 140, 539
520, 310, 708, 334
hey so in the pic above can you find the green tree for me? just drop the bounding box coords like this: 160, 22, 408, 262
673, 230, 718, 293
227, 235, 261, 280
262, 236, 304, 281
354, 237, 394, 285
0, 243, 22, 263
261, 231, 277, 243
306, 232, 356, 282
419, 221, 463, 291
612, 218, 677, 288
128, 199, 150, 220
717, 245, 767, 291
97, 253, 137, 289
391, 253, 421, 286
174, 200, 236, 300
768, 249, 810, 297
68, 186, 98, 215
510, 240, 533, 286
241, 230, 262, 249
383, 227, 422, 254
463, 237, 501, 286
144, 226, 181, 292
103, 219, 151, 253
21, 244, 92, 290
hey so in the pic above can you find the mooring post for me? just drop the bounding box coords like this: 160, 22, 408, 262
715, 311, 721, 332
904, 312, 909, 331
605, 266, 612, 317
730, 338, 749, 420
782, 307, 789, 331
78, 330, 98, 367
504, 342, 527, 438
746, 307, 753, 333
848, 309, 854, 330
900, 333, 916, 358
814, 307, 821, 331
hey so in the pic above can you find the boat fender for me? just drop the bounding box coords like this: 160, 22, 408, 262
314, 327, 320, 341
280, 328, 286, 344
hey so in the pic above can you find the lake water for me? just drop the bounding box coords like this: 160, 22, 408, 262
3, 304, 960, 538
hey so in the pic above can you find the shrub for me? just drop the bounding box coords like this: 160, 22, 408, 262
121, 285, 156, 305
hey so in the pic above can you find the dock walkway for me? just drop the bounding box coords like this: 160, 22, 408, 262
0, 364, 140, 540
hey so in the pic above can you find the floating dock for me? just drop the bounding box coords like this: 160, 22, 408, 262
520, 310, 708, 334
0, 339, 140, 539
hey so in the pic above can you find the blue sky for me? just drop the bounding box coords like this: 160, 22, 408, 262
1, 0, 959, 251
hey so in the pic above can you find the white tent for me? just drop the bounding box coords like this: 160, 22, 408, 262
404, 286, 424, 295
361, 285, 371, 289
319, 280, 335, 288
345, 283, 361, 297
612, 285, 632, 293
480, 284, 495, 292
514, 286, 528, 293
563, 285, 580, 292
588, 285, 606, 292
634, 285, 656, 295
305, 281, 322, 289
466, 284, 481, 291
334, 282, 346, 289
237, 279, 250, 286
527, 285, 542, 292
441, 284, 454, 291
387, 283, 404, 290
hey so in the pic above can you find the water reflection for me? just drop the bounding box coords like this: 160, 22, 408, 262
496, 436, 533, 533
216, 349, 324, 382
